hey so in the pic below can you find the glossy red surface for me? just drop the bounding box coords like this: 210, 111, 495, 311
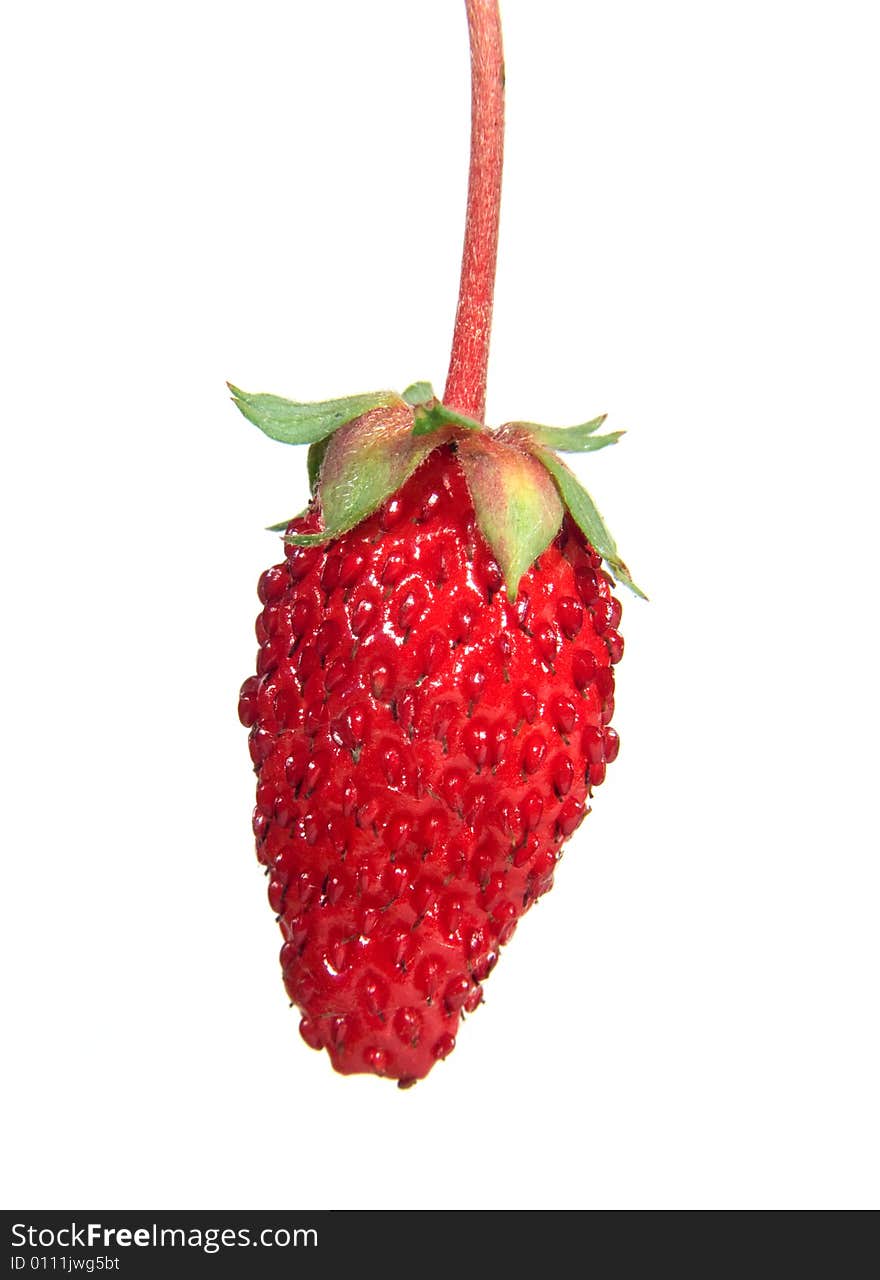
240, 448, 622, 1083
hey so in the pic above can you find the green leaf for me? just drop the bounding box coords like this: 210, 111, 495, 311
513, 415, 624, 452
412, 401, 485, 438
307, 437, 330, 493
285, 404, 437, 546
535, 449, 647, 598
457, 437, 564, 598
531, 427, 624, 453
402, 381, 435, 406
228, 383, 402, 446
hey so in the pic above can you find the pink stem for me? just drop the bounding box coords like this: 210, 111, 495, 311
443, 0, 505, 423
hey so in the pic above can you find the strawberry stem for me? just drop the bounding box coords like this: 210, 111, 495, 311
443, 0, 505, 423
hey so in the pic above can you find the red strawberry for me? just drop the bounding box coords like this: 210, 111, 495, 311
234, 391, 640, 1085
232, 1, 643, 1083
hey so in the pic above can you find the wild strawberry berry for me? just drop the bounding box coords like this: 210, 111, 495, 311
237, 442, 638, 1083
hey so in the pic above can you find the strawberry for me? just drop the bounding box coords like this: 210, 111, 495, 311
232, 0, 643, 1084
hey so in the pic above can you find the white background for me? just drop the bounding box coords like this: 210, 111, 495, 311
2, 0, 878, 1210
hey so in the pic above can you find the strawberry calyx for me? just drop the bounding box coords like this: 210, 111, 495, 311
229, 381, 645, 600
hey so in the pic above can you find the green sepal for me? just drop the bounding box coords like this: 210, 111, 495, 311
228, 383, 403, 446
534, 449, 647, 599
513, 415, 624, 452
307, 437, 330, 494
412, 401, 484, 438
457, 437, 564, 598
402, 381, 435, 406
285, 404, 435, 546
